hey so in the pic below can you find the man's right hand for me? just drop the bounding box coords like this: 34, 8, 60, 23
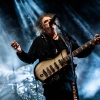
11, 40, 22, 53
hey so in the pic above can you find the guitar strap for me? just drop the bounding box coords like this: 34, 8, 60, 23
58, 34, 79, 100
58, 33, 69, 48
58, 34, 65, 42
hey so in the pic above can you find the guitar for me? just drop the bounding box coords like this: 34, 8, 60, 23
34, 38, 96, 82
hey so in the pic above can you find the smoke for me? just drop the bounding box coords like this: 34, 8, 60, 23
75, 53, 100, 99
0, 0, 100, 100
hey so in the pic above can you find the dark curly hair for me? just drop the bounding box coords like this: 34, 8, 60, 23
35, 13, 60, 35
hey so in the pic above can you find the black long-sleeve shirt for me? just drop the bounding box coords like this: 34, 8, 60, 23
17, 33, 94, 90
17, 33, 94, 63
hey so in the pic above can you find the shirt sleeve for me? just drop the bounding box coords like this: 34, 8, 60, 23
16, 37, 39, 64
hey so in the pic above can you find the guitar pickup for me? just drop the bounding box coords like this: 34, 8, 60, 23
46, 67, 52, 75
50, 65, 55, 73
43, 69, 48, 77
54, 62, 59, 70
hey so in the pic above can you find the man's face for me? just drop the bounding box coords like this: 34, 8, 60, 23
41, 16, 55, 34
42, 16, 51, 29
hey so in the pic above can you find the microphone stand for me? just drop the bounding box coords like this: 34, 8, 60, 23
53, 22, 79, 100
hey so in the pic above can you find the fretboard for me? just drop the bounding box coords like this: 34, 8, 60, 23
64, 38, 96, 61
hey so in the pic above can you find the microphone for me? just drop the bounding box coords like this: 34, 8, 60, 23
49, 15, 57, 26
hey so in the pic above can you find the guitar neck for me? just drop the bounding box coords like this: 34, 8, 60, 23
65, 38, 96, 61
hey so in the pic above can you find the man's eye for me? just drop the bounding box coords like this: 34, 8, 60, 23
44, 19, 51, 24
44, 20, 48, 23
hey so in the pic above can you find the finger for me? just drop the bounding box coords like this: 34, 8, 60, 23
13, 45, 19, 50
96, 37, 100, 41
12, 41, 19, 47
14, 44, 19, 49
16, 44, 20, 48
11, 40, 16, 46
95, 34, 100, 37
11, 43, 16, 47
94, 35, 100, 39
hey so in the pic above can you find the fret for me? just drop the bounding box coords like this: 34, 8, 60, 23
77, 48, 82, 53
75, 50, 79, 54
84, 44, 87, 47
81, 47, 84, 50
89, 41, 92, 44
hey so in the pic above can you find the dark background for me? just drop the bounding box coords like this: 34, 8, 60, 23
0, 0, 100, 100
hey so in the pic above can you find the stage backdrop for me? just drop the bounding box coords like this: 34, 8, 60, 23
0, 0, 100, 100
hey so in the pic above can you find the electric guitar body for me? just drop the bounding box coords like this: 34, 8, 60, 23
34, 49, 67, 82
34, 38, 96, 82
